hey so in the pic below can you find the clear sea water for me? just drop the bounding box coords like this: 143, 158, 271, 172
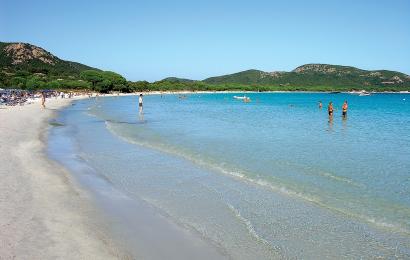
49, 93, 410, 259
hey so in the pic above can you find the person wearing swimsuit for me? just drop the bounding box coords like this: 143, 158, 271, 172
328, 102, 334, 116
342, 100, 348, 118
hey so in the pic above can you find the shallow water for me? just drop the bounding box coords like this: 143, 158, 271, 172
49, 93, 410, 259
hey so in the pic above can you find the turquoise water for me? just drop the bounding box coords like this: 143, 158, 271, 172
50, 93, 410, 259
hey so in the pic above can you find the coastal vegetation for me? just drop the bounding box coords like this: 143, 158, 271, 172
1, 42, 410, 92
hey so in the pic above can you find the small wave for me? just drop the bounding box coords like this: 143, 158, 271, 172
227, 203, 272, 244
279, 161, 364, 188
105, 121, 324, 210
104, 120, 410, 235
84, 111, 98, 118
254, 176, 410, 234
365, 217, 397, 229
318, 171, 364, 188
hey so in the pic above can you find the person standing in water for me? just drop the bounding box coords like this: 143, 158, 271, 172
342, 100, 348, 119
328, 101, 334, 118
138, 93, 143, 108
138, 93, 144, 121
319, 101, 323, 109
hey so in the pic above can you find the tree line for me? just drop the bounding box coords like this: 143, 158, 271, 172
1, 69, 409, 93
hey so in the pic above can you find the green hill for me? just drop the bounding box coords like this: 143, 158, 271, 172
0, 42, 125, 91
0, 42, 97, 76
201, 64, 410, 91
162, 77, 197, 83
204, 69, 267, 85
1, 41, 409, 92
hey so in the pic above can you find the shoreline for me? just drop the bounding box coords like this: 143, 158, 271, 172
1, 96, 228, 259
48, 98, 229, 259
0, 98, 128, 259
137, 90, 410, 95
50, 94, 410, 258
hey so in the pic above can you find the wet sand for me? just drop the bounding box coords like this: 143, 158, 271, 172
0, 97, 227, 259
0, 98, 126, 259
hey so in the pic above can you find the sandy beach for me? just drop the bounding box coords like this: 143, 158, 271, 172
0, 98, 127, 259
0, 96, 229, 259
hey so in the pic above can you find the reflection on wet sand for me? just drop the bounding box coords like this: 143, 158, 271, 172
139, 106, 144, 122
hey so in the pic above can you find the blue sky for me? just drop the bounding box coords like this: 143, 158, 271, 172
1, 0, 409, 81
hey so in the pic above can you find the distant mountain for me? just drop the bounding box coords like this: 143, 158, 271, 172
2, 41, 409, 91
0, 42, 129, 92
202, 64, 410, 89
162, 77, 196, 83
0, 42, 97, 76
204, 69, 269, 85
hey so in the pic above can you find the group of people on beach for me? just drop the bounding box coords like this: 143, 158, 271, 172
0, 90, 29, 106
0, 89, 61, 107
38, 91, 102, 109
40, 91, 75, 109
319, 100, 348, 120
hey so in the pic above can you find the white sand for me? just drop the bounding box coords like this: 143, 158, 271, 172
0, 98, 128, 259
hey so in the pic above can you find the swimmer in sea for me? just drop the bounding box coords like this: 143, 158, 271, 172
342, 100, 348, 119
328, 101, 334, 118
319, 101, 322, 109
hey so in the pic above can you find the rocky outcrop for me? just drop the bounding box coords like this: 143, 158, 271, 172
293, 64, 338, 73
3, 43, 57, 65
391, 75, 403, 83
260, 71, 284, 79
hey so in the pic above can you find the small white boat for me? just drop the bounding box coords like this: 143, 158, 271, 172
233, 95, 251, 102
350, 90, 370, 96
359, 92, 371, 96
